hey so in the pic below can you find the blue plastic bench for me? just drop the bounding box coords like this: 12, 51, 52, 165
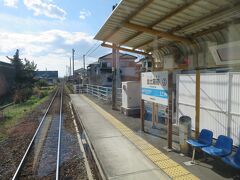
187, 129, 213, 163
202, 135, 233, 157
221, 146, 240, 169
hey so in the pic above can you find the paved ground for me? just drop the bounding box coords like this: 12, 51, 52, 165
84, 94, 240, 180
70, 94, 209, 179
70, 94, 170, 180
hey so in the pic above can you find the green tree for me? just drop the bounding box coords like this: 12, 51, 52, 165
22, 58, 37, 88
7, 49, 24, 89
7, 49, 37, 102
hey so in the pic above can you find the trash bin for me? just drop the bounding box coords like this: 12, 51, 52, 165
179, 116, 191, 154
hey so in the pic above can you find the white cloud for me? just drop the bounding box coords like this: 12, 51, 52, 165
0, 30, 94, 53
0, 13, 65, 32
3, 0, 18, 8
79, 9, 91, 20
23, 0, 66, 20
33, 53, 98, 77
32, 53, 70, 75
0, 29, 102, 77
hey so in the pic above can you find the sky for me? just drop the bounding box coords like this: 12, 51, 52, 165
0, 0, 120, 77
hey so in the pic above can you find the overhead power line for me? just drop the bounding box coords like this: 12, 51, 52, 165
85, 41, 99, 56
87, 43, 101, 56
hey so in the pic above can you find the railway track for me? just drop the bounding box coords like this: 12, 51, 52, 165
11, 84, 102, 180
12, 86, 63, 180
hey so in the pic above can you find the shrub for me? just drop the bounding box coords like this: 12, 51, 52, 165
36, 79, 48, 88
13, 88, 33, 103
39, 90, 48, 98
33, 87, 41, 97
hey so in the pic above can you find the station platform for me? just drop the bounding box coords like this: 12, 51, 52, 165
70, 94, 199, 180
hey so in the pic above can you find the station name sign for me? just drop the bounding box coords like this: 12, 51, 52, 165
141, 71, 168, 106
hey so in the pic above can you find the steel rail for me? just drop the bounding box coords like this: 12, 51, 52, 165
56, 85, 63, 180
12, 88, 59, 180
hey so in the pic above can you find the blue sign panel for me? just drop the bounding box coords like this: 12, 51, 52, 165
141, 71, 168, 105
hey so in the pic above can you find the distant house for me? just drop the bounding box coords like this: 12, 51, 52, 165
0, 61, 15, 98
87, 62, 100, 85
74, 68, 87, 78
138, 57, 152, 72
87, 53, 139, 87
35, 71, 58, 85
74, 68, 88, 84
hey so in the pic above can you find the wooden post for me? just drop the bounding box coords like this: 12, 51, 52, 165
112, 44, 117, 110
156, 103, 158, 125
140, 99, 145, 131
152, 103, 158, 127
167, 71, 173, 149
195, 70, 200, 138
152, 103, 155, 127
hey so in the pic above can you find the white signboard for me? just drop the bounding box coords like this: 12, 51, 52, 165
141, 71, 168, 106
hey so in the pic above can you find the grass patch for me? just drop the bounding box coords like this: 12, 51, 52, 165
65, 85, 72, 95
66, 83, 74, 94
0, 88, 54, 141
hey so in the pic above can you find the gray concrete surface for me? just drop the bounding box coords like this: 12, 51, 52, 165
70, 94, 170, 180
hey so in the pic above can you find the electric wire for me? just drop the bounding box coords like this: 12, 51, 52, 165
87, 43, 101, 56
85, 42, 99, 56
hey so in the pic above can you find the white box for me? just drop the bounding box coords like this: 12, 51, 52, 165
122, 81, 140, 108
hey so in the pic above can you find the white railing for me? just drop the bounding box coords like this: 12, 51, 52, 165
85, 84, 112, 102
116, 88, 122, 106
78, 84, 122, 107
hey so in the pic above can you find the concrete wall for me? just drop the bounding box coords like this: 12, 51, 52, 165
0, 62, 15, 98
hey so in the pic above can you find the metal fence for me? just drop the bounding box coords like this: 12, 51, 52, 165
116, 88, 122, 106
85, 84, 112, 101
79, 84, 122, 106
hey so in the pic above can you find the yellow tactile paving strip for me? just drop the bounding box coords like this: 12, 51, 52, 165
81, 95, 199, 180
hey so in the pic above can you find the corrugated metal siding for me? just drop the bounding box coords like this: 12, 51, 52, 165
95, 0, 239, 53
126, 33, 154, 47
231, 73, 240, 145
200, 74, 228, 138
177, 74, 196, 128
200, 74, 228, 113
109, 28, 137, 44
177, 73, 240, 145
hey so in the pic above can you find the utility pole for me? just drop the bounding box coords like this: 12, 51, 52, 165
65, 65, 67, 77
72, 49, 75, 78
83, 55, 86, 70
69, 57, 71, 76
83, 54, 86, 81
